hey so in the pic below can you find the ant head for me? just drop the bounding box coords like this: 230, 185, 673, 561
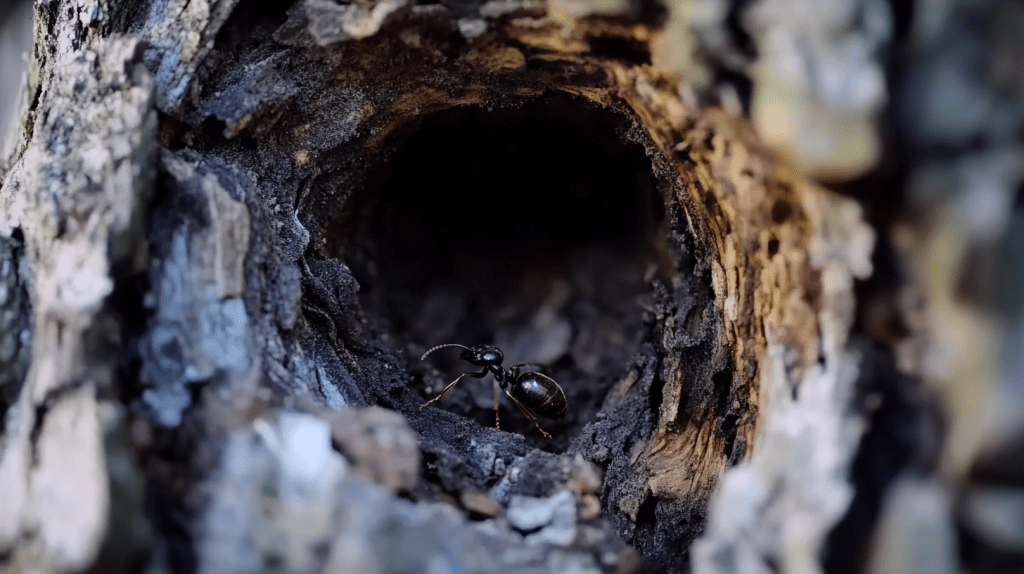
462, 345, 503, 367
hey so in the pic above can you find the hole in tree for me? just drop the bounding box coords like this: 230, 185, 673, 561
335, 93, 673, 450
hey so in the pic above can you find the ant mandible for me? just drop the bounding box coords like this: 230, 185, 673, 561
419, 343, 566, 439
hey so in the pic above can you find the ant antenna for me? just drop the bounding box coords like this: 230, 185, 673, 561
421, 343, 473, 361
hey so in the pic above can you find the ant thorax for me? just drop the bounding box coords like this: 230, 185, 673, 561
493, 368, 514, 389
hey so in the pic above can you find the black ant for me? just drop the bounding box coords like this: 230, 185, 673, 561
419, 343, 566, 439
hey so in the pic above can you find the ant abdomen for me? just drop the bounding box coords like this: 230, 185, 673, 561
510, 372, 566, 420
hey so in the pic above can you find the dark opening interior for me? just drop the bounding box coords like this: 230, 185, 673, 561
337, 94, 672, 450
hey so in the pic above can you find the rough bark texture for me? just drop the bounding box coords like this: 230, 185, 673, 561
1, 1, 1019, 574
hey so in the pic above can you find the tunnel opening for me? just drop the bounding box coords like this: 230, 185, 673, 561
334, 93, 675, 450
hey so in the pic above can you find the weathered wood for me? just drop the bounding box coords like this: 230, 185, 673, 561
1, 1, 983, 574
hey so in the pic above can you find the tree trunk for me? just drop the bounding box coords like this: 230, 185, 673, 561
0, 1, 1021, 574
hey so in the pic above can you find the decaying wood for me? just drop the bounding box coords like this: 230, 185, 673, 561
0, 1, 890, 574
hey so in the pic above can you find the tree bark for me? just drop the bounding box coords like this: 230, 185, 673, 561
0, 1, 1019, 574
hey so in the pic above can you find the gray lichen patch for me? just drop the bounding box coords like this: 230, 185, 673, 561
0, 26, 159, 572
140, 151, 254, 426
0, 231, 30, 426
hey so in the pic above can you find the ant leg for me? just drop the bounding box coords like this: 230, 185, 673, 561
419, 370, 487, 409
493, 379, 501, 431
506, 394, 552, 439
